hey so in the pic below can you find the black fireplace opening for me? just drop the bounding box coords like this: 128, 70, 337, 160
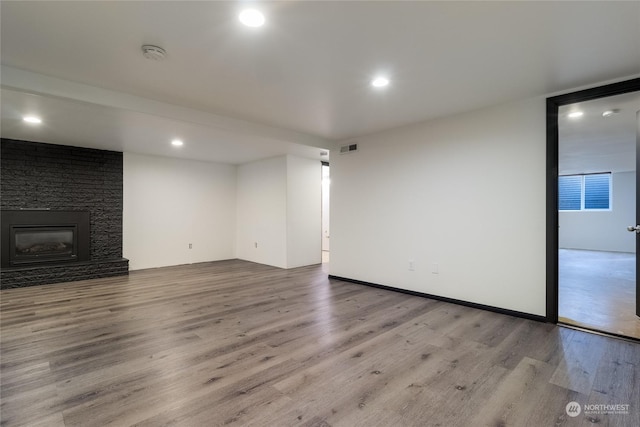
1, 210, 90, 268
11, 225, 78, 265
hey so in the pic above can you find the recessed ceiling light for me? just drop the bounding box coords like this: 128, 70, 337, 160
23, 115, 42, 124
239, 9, 265, 27
567, 111, 583, 119
371, 77, 390, 88
171, 139, 184, 147
602, 109, 620, 117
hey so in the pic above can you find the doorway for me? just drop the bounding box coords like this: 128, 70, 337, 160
547, 78, 640, 340
321, 162, 330, 264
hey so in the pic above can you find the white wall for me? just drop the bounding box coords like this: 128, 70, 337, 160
287, 156, 322, 268
236, 155, 322, 269
236, 156, 288, 268
123, 153, 237, 270
124, 153, 320, 271
331, 97, 547, 316
559, 171, 636, 253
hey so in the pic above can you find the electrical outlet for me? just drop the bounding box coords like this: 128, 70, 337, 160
408, 259, 415, 271
189, 243, 192, 249
431, 263, 439, 274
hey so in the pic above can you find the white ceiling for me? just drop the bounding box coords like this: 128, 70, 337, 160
1, 1, 639, 164
559, 92, 640, 175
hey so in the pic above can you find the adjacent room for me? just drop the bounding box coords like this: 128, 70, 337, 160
557, 92, 640, 339
1, 2, 639, 426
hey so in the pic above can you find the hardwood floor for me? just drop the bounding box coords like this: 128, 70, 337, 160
1, 259, 639, 427
559, 249, 639, 339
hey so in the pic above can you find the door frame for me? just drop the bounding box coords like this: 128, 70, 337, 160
546, 77, 640, 323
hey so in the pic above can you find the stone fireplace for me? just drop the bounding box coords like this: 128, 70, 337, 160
0, 139, 129, 289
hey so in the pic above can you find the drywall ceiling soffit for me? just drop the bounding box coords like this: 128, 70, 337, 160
0, 85, 332, 165
1, 64, 334, 164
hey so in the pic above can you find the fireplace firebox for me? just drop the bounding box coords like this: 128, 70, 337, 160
12, 225, 77, 264
1, 210, 90, 268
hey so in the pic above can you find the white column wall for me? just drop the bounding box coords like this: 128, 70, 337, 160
286, 155, 322, 268
236, 156, 288, 269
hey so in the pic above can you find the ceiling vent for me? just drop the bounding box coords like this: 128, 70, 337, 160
340, 143, 358, 154
141, 45, 167, 61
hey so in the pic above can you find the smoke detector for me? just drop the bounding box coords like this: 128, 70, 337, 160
141, 45, 167, 61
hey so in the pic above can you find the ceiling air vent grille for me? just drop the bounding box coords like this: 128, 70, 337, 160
340, 143, 358, 154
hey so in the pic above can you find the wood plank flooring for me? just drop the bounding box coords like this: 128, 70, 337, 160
1, 259, 639, 427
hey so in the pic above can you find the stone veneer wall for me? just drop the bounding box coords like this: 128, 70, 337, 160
1, 139, 128, 288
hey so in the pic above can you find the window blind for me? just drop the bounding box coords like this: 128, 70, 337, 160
558, 175, 582, 210
558, 173, 611, 211
584, 174, 610, 209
